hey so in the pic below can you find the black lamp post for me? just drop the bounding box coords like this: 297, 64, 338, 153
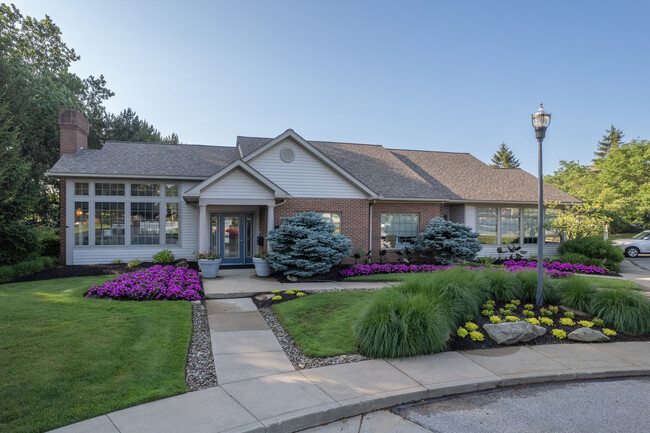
531, 103, 551, 306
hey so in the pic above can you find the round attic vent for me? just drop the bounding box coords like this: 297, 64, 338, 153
280, 147, 295, 163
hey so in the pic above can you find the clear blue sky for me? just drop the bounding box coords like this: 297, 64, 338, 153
15, 0, 650, 175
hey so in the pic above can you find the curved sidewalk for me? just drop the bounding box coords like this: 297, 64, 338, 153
51, 294, 650, 433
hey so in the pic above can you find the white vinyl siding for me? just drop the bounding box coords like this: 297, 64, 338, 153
200, 169, 274, 199
248, 138, 367, 198
69, 180, 199, 265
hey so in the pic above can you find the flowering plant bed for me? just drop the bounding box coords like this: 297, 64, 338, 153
448, 299, 643, 352
340, 260, 606, 279
85, 266, 202, 300
252, 289, 312, 308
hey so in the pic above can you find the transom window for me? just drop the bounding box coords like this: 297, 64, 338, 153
165, 184, 179, 197
95, 183, 125, 196
75, 182, 89, 196
131, 183, 160, 197
381, 213, 419, 249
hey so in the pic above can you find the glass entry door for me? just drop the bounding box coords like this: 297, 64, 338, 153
210, 213, 253, 264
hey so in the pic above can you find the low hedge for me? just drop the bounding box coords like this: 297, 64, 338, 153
558, 236, 624, 272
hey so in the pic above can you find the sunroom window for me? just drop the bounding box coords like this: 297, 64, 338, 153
165, 203, 179, 244
131, 183, 160, 197
500, 208, 520, 244
74, 202, 89, 245
477, 207, 497, 244
131, 202, 160, 245
381, 213, 419, 248
95, 202, 125, 245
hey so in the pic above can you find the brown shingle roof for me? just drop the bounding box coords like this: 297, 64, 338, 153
49, 134, 579, 203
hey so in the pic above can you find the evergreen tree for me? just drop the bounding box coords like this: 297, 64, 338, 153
0, 102, 40, 264
490, 143, 520, 168
412, 217, 481, 265
105, 108, 179, 143
593, 125, 624, 161
267, 212, 352, 278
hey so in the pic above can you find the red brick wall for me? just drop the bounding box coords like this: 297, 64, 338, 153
371, 202, 444, 262
273, 198, 371, 263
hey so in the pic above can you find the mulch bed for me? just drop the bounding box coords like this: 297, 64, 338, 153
447, 301, 648, 352
270, 265, 350, 283
7, 261, 200, 284
252, 290, 314, 309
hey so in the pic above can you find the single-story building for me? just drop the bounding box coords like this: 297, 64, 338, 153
48, 110, 579, 265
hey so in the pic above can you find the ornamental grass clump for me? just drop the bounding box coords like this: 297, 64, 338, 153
588, 288, 650, 335
353, 289, 455, 358
483, 270, 525, 302
558, 276, 596, 313
86, 266, 201, 300
515, 271, 562, 304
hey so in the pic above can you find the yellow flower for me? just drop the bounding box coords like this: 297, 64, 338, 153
602, 328, 617, 336
470, 331, 484, 341
552, 329, 567, 339
457, 327, 469, 338
465, 322, 479, 332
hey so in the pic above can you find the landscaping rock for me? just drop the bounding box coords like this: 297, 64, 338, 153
568, 327, 611, 343
483, 321, 547, 345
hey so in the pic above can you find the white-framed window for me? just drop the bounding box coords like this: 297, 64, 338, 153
131, 202, 160, 245
381, 213, 419, 249
75, 182, 89, 196
95, 202, 125, 245
297, 211, 342, 234
131, 183, 160, 197
95, 183, 125, 196
475, 205, 563, 245
74, 202, 89, 245
72, 181, 180, 247
477, 207, 497, 244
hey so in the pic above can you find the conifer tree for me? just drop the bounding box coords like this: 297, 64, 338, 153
490, 143, 520, 168
593, 125, 624, 161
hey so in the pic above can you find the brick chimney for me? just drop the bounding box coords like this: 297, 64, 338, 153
58, 109, 89, 154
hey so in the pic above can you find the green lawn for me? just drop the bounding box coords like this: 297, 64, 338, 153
0, 276, 192, 433
273, 290, 380, 357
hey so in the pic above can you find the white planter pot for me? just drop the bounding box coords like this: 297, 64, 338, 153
198, 259, 221, 278
253, 257, 271, 277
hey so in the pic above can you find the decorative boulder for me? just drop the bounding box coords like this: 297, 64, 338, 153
483, 321, 547, 345
568, 327, 611, 343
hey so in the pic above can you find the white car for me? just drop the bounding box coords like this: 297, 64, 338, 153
613, 230, 650, 257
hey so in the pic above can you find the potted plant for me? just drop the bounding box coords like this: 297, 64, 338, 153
197, 253, 221, 278
253, 252, 271, 277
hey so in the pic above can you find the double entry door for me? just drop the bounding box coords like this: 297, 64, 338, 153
210, 213, 254, 264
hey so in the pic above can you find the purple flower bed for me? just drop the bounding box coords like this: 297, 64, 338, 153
340, 260, 606, 279
340, 263, 487, 278
502, 260, 606, 276
86, 265, 202, 300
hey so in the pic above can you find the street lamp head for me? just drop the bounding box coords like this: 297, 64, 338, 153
531, 103, 551, 140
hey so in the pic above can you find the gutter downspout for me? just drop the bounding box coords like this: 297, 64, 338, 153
369, 199, 376, 257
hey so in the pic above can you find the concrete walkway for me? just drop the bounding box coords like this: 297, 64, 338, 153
203, 268, 393, 298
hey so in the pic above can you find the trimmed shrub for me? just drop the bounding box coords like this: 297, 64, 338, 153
268, 212, 352, 278
353, 289, 455, 358
413, 217, 482, 265
0, 221, 40, 265
153, 249, 175, 265
588, 288, 650, 335
558, 236, 624, 272
36, 226, 60, 257
559, 252, 605, 269
0, 256, 57, 283
557, 276, 596, 312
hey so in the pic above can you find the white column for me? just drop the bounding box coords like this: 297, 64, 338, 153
198, 204, 207, 254
267, 204, 274, 252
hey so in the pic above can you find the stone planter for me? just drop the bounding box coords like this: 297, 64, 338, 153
253, 257, 271, 277
198, 258, 221, 278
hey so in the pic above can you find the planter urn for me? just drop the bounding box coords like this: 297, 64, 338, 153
198, 258, 221, 278
253, 257, 271, 277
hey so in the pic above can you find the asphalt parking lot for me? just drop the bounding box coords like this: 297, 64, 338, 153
395, 378, 650, 433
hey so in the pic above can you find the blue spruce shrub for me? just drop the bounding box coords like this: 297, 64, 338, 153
267, 212, 352, 278
413, 217, 482, 265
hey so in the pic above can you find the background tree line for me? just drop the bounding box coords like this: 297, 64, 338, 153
0, 3, 179, 264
